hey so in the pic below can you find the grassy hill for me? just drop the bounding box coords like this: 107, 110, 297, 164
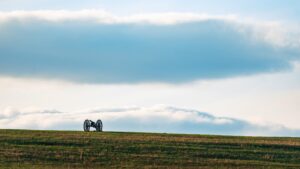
0, 129, 300, 168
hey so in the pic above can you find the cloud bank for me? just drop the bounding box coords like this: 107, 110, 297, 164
0, 10, 237, 24
1, 105, 299, 136
0, 10, 299, 83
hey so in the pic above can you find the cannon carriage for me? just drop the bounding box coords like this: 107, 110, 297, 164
83, 119, 103, 132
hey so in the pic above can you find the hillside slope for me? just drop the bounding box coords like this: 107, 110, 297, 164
0, 129, 300, 168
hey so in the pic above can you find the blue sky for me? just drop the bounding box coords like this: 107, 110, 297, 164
1, 0, 300, 21
0, 1, 299, 136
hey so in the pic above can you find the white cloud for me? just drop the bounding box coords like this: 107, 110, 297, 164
1, 107, 19, 118
0, 10, 236, 24
0, 105, 298, 136
0, 62, 299, 130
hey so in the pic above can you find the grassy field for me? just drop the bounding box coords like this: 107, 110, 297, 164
0, 130, 300, 168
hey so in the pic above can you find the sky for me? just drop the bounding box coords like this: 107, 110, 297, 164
0, 1, 300, 136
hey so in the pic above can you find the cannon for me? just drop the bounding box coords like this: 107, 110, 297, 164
83, 119, 103, 132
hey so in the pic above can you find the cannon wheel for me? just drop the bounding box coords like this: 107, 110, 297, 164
96, 119, 103, 132
83, 119, 91, 132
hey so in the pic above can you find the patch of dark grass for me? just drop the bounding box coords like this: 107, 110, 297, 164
0, 129, 300, 168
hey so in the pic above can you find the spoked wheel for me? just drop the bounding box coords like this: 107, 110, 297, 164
96, 119, 103, 132
83, 119, 91, 132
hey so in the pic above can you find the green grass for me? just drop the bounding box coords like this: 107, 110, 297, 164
0, 129, 300, 168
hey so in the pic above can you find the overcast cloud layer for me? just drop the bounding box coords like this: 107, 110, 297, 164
0, 7, 300, 137
0, 11, 299, 83
1, 105, 299, 136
